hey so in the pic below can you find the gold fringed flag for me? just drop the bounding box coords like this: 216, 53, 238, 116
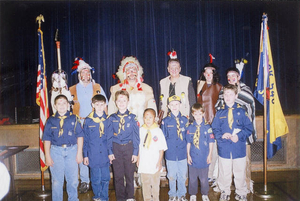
254, 14, 289, 159
36, 26, 49, 172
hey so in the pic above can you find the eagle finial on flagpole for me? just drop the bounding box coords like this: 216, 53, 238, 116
262, 13, 268, 21
36, 14, 44, 29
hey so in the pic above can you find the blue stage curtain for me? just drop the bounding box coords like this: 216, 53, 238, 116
0, 1, 299, 119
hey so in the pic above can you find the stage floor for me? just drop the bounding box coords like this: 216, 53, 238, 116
3, 170, 300, 201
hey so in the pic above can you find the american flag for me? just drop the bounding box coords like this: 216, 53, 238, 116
36, 28, 49, 172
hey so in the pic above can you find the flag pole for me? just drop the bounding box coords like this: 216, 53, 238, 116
255, 13, 275, 199
262, 15, 268, 193
34, 14, 51, 199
